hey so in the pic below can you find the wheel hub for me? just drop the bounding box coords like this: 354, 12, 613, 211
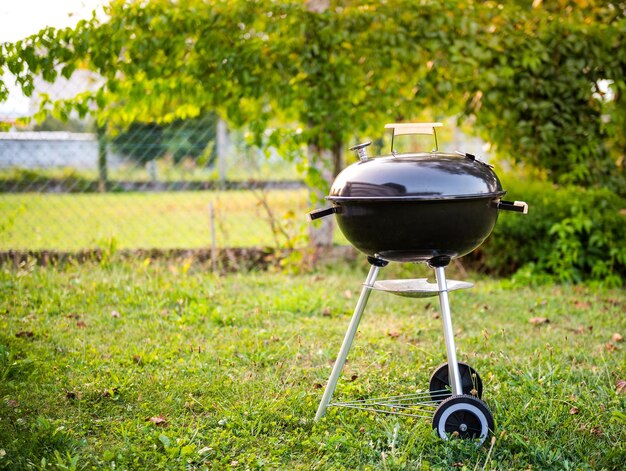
459, 423, 468, 432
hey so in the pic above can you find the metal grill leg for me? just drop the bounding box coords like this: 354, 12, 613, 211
314, 263, 381, 420
434, 266, 463, 396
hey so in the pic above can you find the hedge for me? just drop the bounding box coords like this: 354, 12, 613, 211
477, 178, 626, 286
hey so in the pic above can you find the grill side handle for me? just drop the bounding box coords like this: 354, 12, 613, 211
308, 207, 338, 221
494, 200, 529, 214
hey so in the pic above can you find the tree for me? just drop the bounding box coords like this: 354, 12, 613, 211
0, 0, 467, 245
1, 1, 625, 232
459, 2, 626, 192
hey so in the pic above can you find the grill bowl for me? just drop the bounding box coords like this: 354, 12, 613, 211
325, 151, 505, 262
332, 196, 500, 262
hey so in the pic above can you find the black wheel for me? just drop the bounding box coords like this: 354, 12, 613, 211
429, 362, 483, 403
432, 395, 494, 445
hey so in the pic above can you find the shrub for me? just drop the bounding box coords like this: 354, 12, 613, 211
477, 178, 626, 286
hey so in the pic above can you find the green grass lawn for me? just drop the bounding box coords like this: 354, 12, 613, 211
1, 259, 625, 469
0, 190, 334, 251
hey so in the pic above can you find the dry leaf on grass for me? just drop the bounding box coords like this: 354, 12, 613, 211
616, 379, 626, 395
148, 415, 168, 426
529, 317, 549, 325
612, 332, 623, 343
590, 426, 603, 437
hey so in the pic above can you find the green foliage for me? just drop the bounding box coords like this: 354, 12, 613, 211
111, 122, 165, 163
110, 113, 217, 165
163, 113, 218, 165
462, 4, 626, 192
480, 177, 626, 286
0, 167, 95, 193
4, 1, 626, 191
0, 1, 498, 181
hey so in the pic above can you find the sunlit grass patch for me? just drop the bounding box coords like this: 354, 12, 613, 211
0, 260, 624, 469
0, 189, 326, 250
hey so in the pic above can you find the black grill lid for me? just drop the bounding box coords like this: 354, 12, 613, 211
328, 152, 505, 202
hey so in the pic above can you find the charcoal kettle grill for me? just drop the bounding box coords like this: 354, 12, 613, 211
309, 122, 528, 444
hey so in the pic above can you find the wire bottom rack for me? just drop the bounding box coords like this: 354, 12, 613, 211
329, 389, 453, 420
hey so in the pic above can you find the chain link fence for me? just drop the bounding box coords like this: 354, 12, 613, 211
0, 3, 312, 257
0, 76, 307, 254
0, 98, 486, 256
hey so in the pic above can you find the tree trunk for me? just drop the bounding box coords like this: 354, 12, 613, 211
97, 123, 108, 193
308, 141, 343, 248
305, 0, 341, 248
